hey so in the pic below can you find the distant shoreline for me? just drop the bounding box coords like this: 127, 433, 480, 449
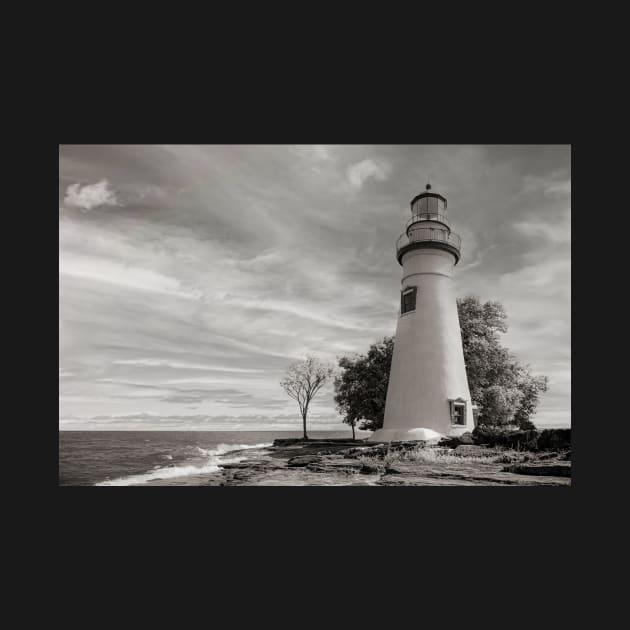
57, 428, 375, 433
57, 426, 570, 432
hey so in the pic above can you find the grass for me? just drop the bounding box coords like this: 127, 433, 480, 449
352, 444, 571, 478
360, 446, 537, 466
397, 448, 496, 464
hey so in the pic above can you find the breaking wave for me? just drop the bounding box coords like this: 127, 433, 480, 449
95, 442, 272, 486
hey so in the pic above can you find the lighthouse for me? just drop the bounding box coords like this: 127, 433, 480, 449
369, 183, 475, 442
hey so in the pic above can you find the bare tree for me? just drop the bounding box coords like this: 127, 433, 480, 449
280, 355, 334, 440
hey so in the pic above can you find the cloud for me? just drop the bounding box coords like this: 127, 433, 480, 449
112, 358, 264, 373
517, 172, 571, 201
499, 258, 570, 291
513, 209, 571, 244
291, 145, 334, 162
63, 179, 121, 211
346, 158, 392, 190
60, 252, 203, 300
233, 250, 287, 271
544, 180, 571, 198
221, 295, 384, 333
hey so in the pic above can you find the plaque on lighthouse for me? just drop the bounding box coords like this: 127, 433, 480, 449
369, 184, 475, 442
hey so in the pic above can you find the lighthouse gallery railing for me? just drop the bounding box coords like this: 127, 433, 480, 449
396, 228, 462, 255
404, 211, 451, 230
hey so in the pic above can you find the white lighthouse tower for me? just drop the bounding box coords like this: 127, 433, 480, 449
369, 183, 475, 442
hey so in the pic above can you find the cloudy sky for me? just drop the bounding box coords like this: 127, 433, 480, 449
59, 145, 570, 431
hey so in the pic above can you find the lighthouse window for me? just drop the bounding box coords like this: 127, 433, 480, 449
450, 400, 467, 425
401, 287, 417, 314
453, 405, 465, 425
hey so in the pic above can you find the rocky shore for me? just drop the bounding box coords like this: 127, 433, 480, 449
205, 436, 571, 486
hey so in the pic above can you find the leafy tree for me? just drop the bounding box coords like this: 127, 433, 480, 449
333, 338, 393, 436
333, 296, 548, 431
280, 355, 334, 439
457, 296, 509, 403
457, 296, 548, 428
512, 367, 549, 430
479, 385, 524, 426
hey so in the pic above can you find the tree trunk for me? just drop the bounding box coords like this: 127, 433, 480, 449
302, 412, 308, 440
351, 422, 355, 440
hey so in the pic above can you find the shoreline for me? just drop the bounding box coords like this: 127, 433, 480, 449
142, 436, 571, 487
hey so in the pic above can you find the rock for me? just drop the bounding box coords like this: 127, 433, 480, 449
306, 458, 364, 473
273, 438, 307, 446
220, 461, 262, 470
364, 444, 391, 458
337, 446, 368, 457
270, 440, 367, 460
360, 463, 384, 474
439, 432, 474, 447
535, 451, 560, 460
219, 434, 573, 486
502, 462, 571, 477
378, 471, 569, 486
220, 459, 284, 470
377, 460, 570, 485
339, 444, 390, 459
389, 440, 426, 452
287, 455, 322, 467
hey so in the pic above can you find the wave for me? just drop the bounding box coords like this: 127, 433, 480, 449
95, 442, 272, 486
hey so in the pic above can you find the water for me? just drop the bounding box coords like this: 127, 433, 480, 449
59, 431, 358, 486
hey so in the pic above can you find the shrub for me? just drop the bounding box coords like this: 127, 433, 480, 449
472, 426, 571, 452
518, 419, 537, 431
472, 425, 539, 450
537, 429, 571, 451
472, 425, 513, 446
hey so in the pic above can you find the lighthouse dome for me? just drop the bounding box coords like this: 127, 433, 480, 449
410, 184, 448, 215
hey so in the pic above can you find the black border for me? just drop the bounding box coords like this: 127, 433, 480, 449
34, 48, 589, 596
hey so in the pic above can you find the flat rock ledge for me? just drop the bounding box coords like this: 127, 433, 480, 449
502, 462, 572, 477
208, 438, 571, 486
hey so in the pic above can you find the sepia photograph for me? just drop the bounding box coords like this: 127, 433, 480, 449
58, 144, 571, 486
